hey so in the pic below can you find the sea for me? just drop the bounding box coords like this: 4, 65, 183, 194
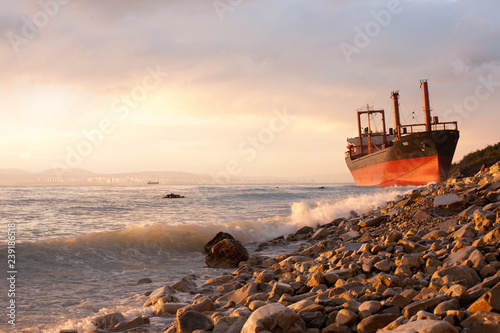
0, 183, 414, 332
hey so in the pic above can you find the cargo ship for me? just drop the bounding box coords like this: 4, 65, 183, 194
345, 80, 459, 186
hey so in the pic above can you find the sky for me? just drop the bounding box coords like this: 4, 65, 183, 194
1, 0, 499, 181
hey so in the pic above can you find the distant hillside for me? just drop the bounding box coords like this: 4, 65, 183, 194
450, 142, 500, 178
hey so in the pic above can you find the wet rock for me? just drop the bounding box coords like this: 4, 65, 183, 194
296, 226, 314, 235
177, 311, 214, 333
205, 238, 249, 268
171, 275, 197, 292
177, 297, 216, 317
143, 285, 179, 307
311, 228, 329, 240
112, 316, 150, 331
240, 303, 306, 333
153, 303, 189, 316
204, 232, 236, 253
91, 312, 126, 329
136, 278, 152, 285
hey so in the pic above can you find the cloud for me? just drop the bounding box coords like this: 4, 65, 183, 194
1, 0, 499, 177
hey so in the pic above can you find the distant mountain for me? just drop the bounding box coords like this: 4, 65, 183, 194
0, 168, 32, 175
0, 168, 348, 185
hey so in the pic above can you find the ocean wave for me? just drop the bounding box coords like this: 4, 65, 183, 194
10, 187, 410, 267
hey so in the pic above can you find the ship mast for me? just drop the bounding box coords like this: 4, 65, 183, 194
391, 91, 401, 139
421, 79, 432, 132
366, 104, 372, 154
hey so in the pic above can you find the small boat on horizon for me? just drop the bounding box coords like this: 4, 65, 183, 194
345, 80, 459, 186
147, 180, 159, 184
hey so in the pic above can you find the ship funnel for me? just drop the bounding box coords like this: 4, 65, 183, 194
391, 90, 400, 138
420, 79, 432, 131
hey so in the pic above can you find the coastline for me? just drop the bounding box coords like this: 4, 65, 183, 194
59, 162, 500, 332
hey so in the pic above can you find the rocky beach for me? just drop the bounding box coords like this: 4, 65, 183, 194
64, 161, 500, 333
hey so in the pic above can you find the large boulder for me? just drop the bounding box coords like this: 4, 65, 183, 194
240, 303, 306, 333
205, 238, 249, 268
204, 232, 236, 253
91, 312, 126, 329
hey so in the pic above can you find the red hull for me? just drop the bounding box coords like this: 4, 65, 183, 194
350, 155, 452, 186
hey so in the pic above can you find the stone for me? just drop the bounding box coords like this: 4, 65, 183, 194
484, 229, 500, 244
413, 210, 433, 221
460, 311, 500, 333
91, 312, 126, 329
177, 311, 214, 333
434, 194, 464, 208
433, 299, 460, 316
452, 224, 475, 240
204, 232, 235, 252
144, 285, 178, 307
212, 316, 247, 333
397, 254, 421, 269
374, 260, 393, 272
359, 216, 382, 228
216, 283, 264, 305
112, 316, 150, 331
153, 303, 189, 316
270, 282, 295, 298
340, 230, 361, 241
403, 296, 447, 319
431, 265, 481, 288
240, 303, 306, 333
468, 249, 487, 271
311, 228, 329, 240
357, 313, 398, 333
136, 278, 153, 285
459, 204, 480, 218
171, 275, 197, 292
177, 297, 216, 317
295, 226, 314, 235
306, 272, 325, 288
322, 323, 350, 333
358, 301, 383, 315
323, 272, 340, 286
386, 230, 403, 244
442, 247, 475, 267
205, 239, 249, 268
468, 281, 500, 313
335, 309, 358, 326
385, 319, 458, 332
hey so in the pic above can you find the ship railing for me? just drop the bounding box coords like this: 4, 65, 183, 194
400, 121, 458, 134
